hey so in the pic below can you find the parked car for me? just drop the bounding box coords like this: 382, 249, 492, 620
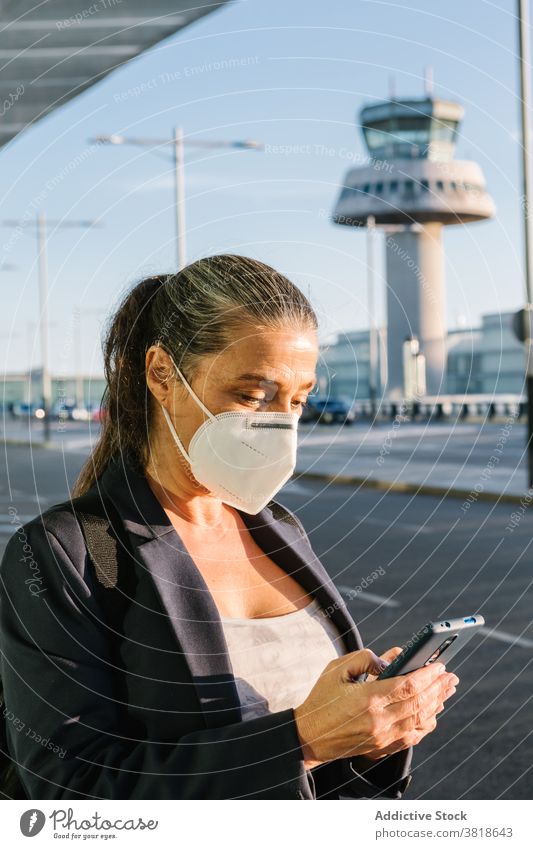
50, 400, 77, 421
88, 404, 105, 423
301, 396, 355, 425
11, 402, 45, 418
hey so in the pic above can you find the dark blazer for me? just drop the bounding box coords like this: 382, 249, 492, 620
0, 456, 413, 800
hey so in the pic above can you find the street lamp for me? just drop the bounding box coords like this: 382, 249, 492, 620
516, 0, 533, 488
91, 127, 263, 271
2, 214, 102, 442
366, 214, 379, 422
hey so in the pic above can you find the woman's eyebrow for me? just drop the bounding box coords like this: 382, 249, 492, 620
234, 372, 317, 389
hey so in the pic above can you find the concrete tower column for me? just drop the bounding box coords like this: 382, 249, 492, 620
384, 222, 447, 399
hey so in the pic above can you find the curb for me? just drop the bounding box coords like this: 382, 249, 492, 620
2, 438, 53, 449
295, 470, 529, 505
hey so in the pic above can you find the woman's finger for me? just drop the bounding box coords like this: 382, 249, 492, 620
381, 673, 453, 726
334, 648, 392, 682
365, 646, 403, 683
369, 661, 447, 711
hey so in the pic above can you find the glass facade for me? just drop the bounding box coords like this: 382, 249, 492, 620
338, 178, 483, 204
361, 101, 460, 162
1, 375, 107, 409
318, 313, 526, 400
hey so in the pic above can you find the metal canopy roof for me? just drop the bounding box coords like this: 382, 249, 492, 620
0, 0, 230, 148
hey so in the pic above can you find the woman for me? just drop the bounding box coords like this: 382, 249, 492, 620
0, 254, 457, 800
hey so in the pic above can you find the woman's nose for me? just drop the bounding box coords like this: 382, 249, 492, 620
267, 402, 295, 414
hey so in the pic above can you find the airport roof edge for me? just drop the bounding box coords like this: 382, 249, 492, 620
0, 0, 231, 149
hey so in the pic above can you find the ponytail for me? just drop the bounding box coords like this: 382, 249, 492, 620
71, 275, 165, 497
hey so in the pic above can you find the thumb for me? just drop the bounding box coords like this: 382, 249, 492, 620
364, 645, 402, 683
336, 648, 390, 683
380, 645, 403, 664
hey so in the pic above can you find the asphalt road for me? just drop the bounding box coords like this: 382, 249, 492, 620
1, 444, 531, 800
281, 476, 533, 800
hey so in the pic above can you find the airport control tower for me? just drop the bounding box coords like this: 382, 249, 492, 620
332, 91, 495, 399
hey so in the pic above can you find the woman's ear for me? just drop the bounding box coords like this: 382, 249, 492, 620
145, 345, 174, 404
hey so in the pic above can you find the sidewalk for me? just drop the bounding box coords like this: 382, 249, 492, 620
295, 421, 530, 504
1, 419, 99, 453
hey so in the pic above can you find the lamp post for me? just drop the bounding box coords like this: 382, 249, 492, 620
366, 214, 378, 422
2, 214, 101, 442
517, 0, 533, 487
37, 212, 51, 438
91, 128, 263, 271
173, 127, 186, 271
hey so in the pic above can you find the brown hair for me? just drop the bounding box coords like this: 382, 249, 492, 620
72, 254, 318, 497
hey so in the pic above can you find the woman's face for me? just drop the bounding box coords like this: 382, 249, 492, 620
148, 323, 319, 459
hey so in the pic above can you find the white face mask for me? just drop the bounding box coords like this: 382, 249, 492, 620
159, 356, 299, 514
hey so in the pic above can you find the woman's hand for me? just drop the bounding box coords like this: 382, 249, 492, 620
294, 647, 459, 768
359, 645, 458, 761
301, 648, 399, 771
364, 645, 403, 682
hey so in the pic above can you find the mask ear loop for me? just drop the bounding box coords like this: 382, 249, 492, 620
159, 352, 216, 464
160, 404, 193, 464
168, 353, 216, 421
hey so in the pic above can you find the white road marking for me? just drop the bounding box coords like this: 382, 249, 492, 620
337, 585, 400, 609
4, 492, 70, 503
0, 523, 25, 534
336, 589, 532, 651
359, 516, 432, 534
479, 626, 533, 650
299, 424, 479, 447
61, 439, 95, 451
7, 489, 68, 504
280, 481, 312, 495
0, 514, 36, 524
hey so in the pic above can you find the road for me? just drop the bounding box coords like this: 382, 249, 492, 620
281, 476, 532, 800
1, 444, 531, 800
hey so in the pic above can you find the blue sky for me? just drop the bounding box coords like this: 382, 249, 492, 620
0, 0, 528, 376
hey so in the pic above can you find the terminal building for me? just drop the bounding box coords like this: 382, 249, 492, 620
2, 373, 106, 412
316, 311, 526, 404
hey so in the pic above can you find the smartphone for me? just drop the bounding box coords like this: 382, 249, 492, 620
376, 614, 485, 680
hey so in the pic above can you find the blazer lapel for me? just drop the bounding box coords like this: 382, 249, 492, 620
99, 458, 364, 732
239, 508, 364, 656
131, 531, 244, 729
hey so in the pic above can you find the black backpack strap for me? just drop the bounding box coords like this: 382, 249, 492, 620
1, 489, 129, 800
74, 497, 121, 590
266, 499, 306, 537
72, 488, 136, 624
72, 490, 134, 708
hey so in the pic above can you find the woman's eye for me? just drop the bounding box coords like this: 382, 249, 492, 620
239, 394, 305, 409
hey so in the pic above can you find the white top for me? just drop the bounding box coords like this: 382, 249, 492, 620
220, 596, 346, 721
